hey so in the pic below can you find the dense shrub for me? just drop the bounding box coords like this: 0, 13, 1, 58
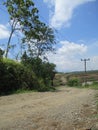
67, 78, 80, 87
93, 81, 98, 85
21, 53, 56, 87
0, 58, 39, 95
0, 58, 56, 95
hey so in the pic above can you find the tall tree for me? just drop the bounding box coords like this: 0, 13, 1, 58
22, 21, 56, 58
21, 52, 56, 86
4, 0, 56, 58
4, 0, 39, 58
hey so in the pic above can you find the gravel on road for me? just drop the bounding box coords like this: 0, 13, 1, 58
0, 87, 98, 130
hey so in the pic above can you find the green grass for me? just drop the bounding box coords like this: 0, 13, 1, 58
12, 89, 38, 94
66, 80, 98, 90
12, 86, 56, 95
88, 82, 98, 90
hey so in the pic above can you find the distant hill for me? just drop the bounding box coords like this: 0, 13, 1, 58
53, 70, 98, 86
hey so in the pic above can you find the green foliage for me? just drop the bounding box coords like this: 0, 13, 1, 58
4, 0, 40, 57
14, 89, 38, 94
21, 52, 56, 87
93, 81, 98, 86
4, 0, 56, 58
0, 56, 56, 95
67, 78, 80, 87
37, 78, 49, 92
4, 0, 38, 27
0, 48, 4, 59
0, 58, 39, 95
23, 22, 56, 57
1, 0, 57, 94
89, 81, 98, 90
37, 78, 55, 92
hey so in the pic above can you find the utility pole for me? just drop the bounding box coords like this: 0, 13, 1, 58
81, 58, 90, 73
81, 58, 90, 86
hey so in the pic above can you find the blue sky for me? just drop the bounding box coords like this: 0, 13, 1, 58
0, 0, 98, 72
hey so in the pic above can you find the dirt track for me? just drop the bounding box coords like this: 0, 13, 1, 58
0, 87, 98, 130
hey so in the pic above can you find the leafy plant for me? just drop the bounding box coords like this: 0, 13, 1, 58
67, 78, 80, 87
21, 53, 56, 87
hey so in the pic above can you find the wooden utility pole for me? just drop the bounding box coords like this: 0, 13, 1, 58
81, 58, 90, 86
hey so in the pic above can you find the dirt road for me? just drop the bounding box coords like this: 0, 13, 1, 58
0, 87, 98, 130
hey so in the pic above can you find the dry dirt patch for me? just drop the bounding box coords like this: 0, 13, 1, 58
0, 87, 98, 130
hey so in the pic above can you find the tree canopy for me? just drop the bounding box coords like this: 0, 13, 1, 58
4, 0, 56, 58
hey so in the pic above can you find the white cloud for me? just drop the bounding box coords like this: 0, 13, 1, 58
91, 56, 98, 69
47, 40, 98, 72
59, 41, 87, 56
47, 40, 88, 72
43, 0, 96, 28
0, 24, 10, 39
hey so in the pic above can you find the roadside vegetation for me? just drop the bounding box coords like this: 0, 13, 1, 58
54, 72, 98, 90
67, 76, 98, 90
0, 0, 56, 96
0, 50, 56, 95
89, 81, 98, 90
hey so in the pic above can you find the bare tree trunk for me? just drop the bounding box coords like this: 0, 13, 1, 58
5, 29, 14, 58
5, 19, 17, 58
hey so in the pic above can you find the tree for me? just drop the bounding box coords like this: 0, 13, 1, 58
4, 0, 39, 58
23, 21, 56, 58
21, 52, 56, 86
0, 48, 4, 59
42, 62, 56, 86
4, 0, 56, 58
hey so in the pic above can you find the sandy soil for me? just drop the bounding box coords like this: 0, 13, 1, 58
0, 87, 98, 130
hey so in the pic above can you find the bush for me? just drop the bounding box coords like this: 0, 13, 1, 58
0, 57, 56, 95
21, 54, 56, 87
89, 81, 98, 90
34, 78, 55, 92
93, 81, 98, 85
67, 78, 80, 87
0, 58, 39, 95
0, 48, 4, 59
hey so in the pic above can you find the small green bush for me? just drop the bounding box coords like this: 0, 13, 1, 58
89, 81, 98, 89
93, 81, 98, 85
67, 78, 80, 87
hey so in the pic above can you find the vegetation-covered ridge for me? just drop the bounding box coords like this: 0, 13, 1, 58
0, 50, 56, 95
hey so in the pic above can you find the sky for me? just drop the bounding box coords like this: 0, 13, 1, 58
0, 0, 98, 72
